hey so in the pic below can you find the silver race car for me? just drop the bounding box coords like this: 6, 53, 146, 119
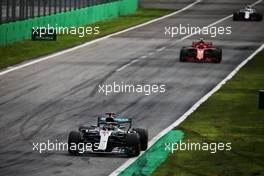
68, 112, 148, 157
233, 5, 263, 21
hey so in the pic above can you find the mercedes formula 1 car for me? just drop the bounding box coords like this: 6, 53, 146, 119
68, 112, 148, 157
180, 39, 222, 63
233, 5, 263, 21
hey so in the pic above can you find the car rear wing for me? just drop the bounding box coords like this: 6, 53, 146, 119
192, 42, 212, 47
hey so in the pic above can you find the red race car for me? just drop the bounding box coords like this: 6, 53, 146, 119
180, 39, 222, 63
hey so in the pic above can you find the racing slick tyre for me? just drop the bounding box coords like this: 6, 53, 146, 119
203, 49, 221, 63
233, 12, 240, 21
215, 48, 222, 63
180, 47, 187, 62
68, 131, 82, 155
180, 47, 196, 62
133, 128, 148, 151
126, 133, 141, 157
256, 13, 263, 21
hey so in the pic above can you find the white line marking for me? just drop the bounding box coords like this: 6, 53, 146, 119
116, 65, 128, 72
157, 47, 166, 52
0, 0, 202, 76
109, 0, 263, 174
148, 52, 155, 56
139, 55, 147, 59
252, 0, 263, 6
116, 59, 138, 72
131, 59, 138, 63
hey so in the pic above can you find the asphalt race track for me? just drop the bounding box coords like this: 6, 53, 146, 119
0, 0, 263, 175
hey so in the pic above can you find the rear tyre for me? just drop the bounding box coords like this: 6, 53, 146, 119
215, 48, 222, 63
256, 13, 263, 21
126, 133, 141, 157
68, 131, 82, 155
133, 128, 148, 151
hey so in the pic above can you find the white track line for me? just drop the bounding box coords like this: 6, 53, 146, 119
139, 55, 147, 59
0, 0, 202, 76
116, 59, 139, 72
109, 0, 263, 175
147, 52, 155, 56
157, 47, 166, 52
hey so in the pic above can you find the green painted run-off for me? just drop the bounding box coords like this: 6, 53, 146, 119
0, 0, 138, 46
119, 130, 184, 176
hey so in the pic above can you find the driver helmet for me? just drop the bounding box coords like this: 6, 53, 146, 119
245, 5, 252, 10
103, 123, 115, 130
108, 123, 114, 130
105, 112, 115, 123
199, 38, 204, 43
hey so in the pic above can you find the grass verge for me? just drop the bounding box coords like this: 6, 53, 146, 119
0, 8, 174, 70
152, 50, 264, 176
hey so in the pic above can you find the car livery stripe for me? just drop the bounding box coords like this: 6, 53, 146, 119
98, 130, 112, 150
245, 11, 250, 19
196, 49, 204, 60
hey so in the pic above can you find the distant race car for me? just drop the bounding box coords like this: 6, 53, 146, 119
233, 5, 263, 21
180, 39, 222, 63
68, 112, 148, 157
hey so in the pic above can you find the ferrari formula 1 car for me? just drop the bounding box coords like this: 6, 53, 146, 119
68, 112, 148, 157
233, 5, 263, 21
180, 39, 222, 63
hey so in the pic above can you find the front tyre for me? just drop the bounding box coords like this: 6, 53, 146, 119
180, 47, 187, 62
256, 13, 263, 21
133, 128, 148, 151
126, 133, 141, 157
68, 131, 81, 155
233, 12, 239, 21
